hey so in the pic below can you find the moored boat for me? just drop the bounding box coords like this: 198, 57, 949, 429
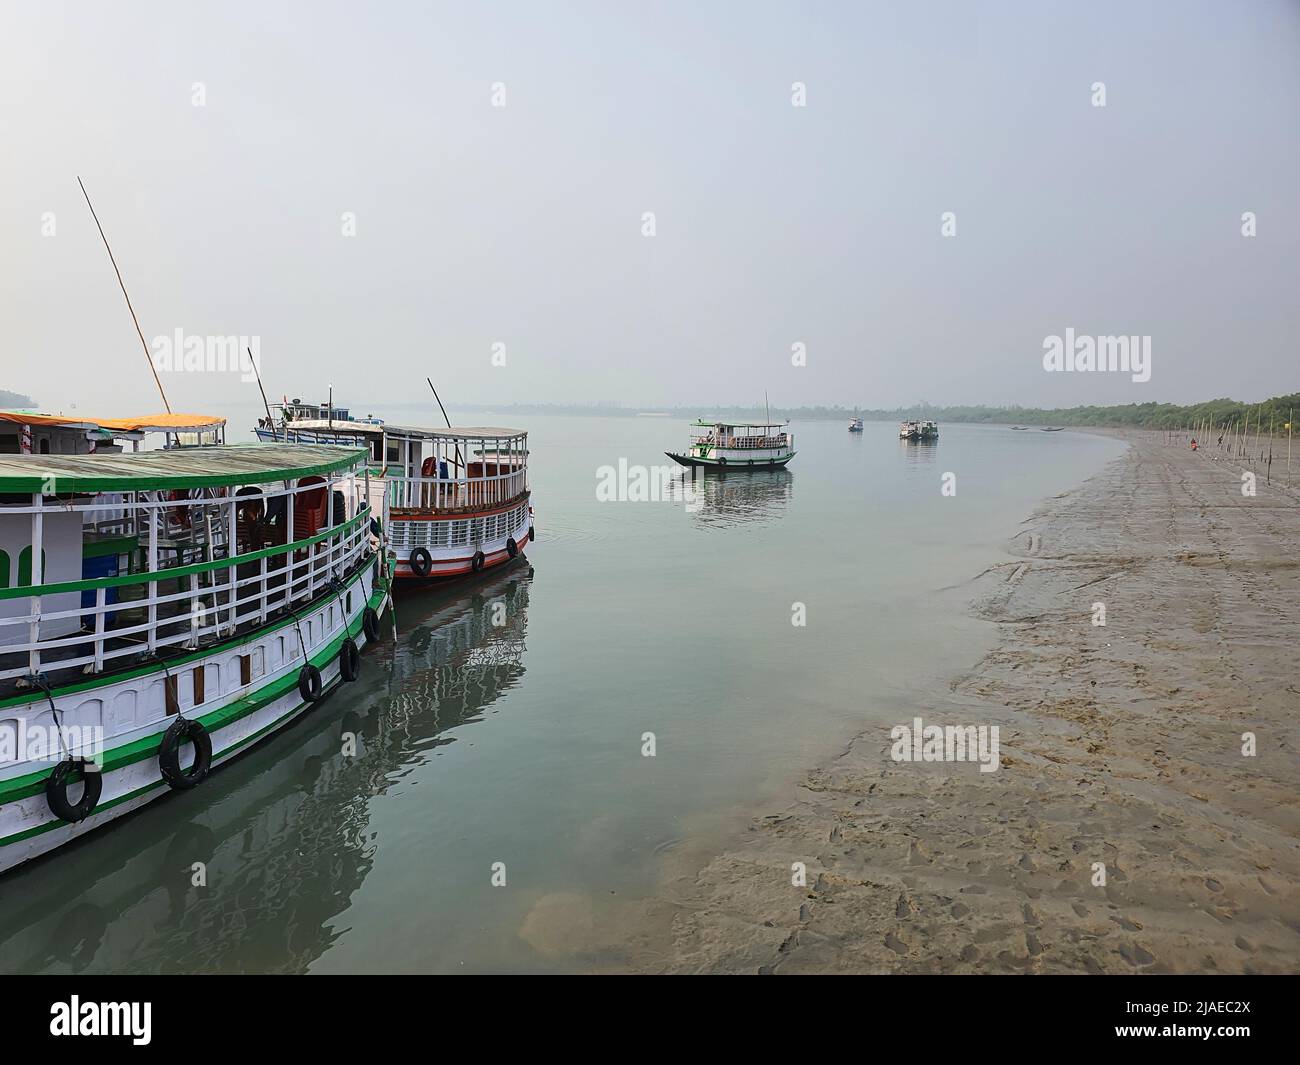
0, 442, 388, 874
265, 417, 533, 583
1, 410, 226, 454
848, 416, 864, 432
666, 420, 795, 470
253, 398, 381, 444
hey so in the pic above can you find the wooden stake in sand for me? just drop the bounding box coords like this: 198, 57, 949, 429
1288, 408, 1293, 486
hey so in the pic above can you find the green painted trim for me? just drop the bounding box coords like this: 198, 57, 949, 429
0, 579, 385, 820
0, 507, 370, 602
0, 446, 369, 494
82, 535, 137, 560
0, 557, 375, 711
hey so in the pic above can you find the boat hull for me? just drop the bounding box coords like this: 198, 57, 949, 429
665, 451, 795, 470
389, 497, 532, 582
0, 560, 388, 875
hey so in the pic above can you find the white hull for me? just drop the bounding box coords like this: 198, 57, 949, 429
390, 499, 531, 580
0, 564, 386, 874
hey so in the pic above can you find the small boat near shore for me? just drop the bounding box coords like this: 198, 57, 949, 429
666, 420, 795, 470
848, 415, 864, 433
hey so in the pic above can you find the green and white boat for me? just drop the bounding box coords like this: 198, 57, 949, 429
0, 442, 389, 874
666, 420, 796, 470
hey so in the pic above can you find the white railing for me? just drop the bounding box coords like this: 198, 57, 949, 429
387, 469, 528, 511
0, 477, 375, 683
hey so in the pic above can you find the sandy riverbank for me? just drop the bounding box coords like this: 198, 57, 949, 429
646, 432, 1300, 973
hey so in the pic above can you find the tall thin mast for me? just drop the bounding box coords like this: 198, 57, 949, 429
77, 177, 171, 413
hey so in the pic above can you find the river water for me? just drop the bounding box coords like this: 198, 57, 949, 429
0, 414, 1125, 973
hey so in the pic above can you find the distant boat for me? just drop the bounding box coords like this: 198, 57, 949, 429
899, 419, 938, 441
1040, 426, 1065, 432
1011, 426, 1029, 431
848, 415, 864, 433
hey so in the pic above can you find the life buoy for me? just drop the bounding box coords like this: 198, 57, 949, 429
46, 758, 102, 822
409, 547, 433, 578
339, 637, 360, 681
298, 663, 322, 702
471, 551, 485, 573
158, 718, 212, 791
362, 606, 381, 643
506, 537, 518, 558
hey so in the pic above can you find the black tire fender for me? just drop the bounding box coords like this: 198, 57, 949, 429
159, 718, 213, 791
471, 550, 485, 573
298, 663, 322, 703
46, 758, 103, 822
339, 637, 360, 682
409, 547, 433, 578
362, 606, 381, 644
506, 537, 518, 558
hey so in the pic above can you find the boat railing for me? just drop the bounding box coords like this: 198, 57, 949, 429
689, 433, 790, 450
0, 478, 375, 684
385, 468, 528, 512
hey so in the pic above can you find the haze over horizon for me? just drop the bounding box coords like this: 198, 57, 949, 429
3, 1, 1297, 416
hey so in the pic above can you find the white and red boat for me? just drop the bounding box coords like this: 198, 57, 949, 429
263, 417, 532, 584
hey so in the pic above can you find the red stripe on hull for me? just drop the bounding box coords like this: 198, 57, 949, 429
393, 532, 529, 580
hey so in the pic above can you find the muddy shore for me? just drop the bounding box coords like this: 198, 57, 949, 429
647, 432, 1300, 974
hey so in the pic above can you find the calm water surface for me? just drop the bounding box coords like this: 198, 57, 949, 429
0, 415, 1125, 973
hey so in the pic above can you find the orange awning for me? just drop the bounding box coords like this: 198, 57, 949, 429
0, 411, 225, 433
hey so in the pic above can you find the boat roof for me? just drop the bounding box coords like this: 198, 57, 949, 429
0, 410, 226, 434
691, 419, 787, 428
0, 443, 366, 494
281, 420, 526, 440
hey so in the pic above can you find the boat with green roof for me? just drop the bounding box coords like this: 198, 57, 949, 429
0, 442, 390, 873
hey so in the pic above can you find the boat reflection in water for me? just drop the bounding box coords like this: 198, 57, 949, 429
899, 437, 940, 467
0, 561, 534, 974
672, 468, 793, 527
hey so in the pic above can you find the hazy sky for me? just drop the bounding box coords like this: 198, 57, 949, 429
2, 0, 1297, 415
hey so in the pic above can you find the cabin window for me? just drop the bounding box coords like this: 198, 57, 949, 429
0, 549, 8, 587
192, 666, 205, 706
240, 654, 252, 686
38, 438, 50, 454
0, 433, 18, 454
165, 675, 179, 716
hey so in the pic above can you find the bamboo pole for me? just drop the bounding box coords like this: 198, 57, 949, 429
78, 177, 172, 413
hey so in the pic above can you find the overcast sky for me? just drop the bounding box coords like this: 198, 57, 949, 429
2, 0, 1297, 415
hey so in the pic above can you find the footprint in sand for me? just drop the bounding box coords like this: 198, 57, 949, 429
1119, 941, 1156, 966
